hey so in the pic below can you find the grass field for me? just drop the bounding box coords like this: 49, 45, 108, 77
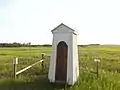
0, 45, 120, 90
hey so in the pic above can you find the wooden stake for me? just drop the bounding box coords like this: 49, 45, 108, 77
94, 59, 100, 78
96, 61, 99, 77
42, 53, 45, 59
13, 57, 18, 79
41, 54, 44, 71
13, 64, 16, 79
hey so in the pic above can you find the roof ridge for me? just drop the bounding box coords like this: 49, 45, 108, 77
51, 23, 75, 32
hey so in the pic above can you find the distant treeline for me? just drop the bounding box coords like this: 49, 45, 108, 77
0, 42, 52, 47
0, 42, 100, 47
78, 44, 100, 47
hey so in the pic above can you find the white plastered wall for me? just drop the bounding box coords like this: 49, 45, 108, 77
72, 34, 79, 84
48, 32, 74, 85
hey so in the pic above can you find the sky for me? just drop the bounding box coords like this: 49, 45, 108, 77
0, 0, 120, 45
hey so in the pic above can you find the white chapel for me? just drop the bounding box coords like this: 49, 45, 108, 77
48, 23, 79, 85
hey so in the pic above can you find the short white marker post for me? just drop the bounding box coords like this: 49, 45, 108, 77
94, 59, 100, 77
13, 57, 18, 79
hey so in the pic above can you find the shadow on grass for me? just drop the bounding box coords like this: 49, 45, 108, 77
0, 74, 71, 90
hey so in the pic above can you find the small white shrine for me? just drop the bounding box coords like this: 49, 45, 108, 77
48, 23, 79, 85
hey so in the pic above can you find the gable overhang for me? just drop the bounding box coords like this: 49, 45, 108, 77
51, 23, 78, 35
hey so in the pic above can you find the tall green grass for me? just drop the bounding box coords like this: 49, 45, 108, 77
0, 46, 120, 90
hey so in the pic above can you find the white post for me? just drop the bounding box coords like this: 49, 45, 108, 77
13, 57, 18, 78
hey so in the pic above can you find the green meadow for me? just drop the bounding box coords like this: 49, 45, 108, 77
0, 45, 120, 90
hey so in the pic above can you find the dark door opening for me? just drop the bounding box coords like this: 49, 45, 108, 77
55, 41, 68, 83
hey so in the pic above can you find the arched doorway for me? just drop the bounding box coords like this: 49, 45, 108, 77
55, 41, 68, 83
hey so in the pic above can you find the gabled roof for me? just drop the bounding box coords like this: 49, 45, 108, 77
51, 23, 78, 35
